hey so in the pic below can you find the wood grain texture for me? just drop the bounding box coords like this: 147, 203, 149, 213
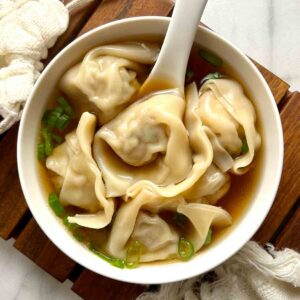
72, 270, 146, 300
14, 219, 76, 282
275, 201, 300, 250
79, 0, 174, 35
254, 92, 300, 244
252, 61, 290, 104
44, 0, 101, 64
0, 125, 28, 240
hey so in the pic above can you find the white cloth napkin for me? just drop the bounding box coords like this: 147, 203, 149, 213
137, 241, 300, 300
0, 0, 94, 134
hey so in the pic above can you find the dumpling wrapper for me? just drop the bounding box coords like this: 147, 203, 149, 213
131, 212, 179, 262
46, 112, 114, 229
197, 79, 261, 174
183, 164, 231, 205
107, 189, 232, 261
93, 92, 193, 198
59, 42, 160, 124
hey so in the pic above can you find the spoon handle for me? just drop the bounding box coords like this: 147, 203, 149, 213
143, 0, 208, 96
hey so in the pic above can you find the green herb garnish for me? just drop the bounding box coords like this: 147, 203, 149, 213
178, 237, 194, 261
55, 114, 70, 131
37, 143, 45, 161
47, 106, 64, 129
173, 212, 188, 226
204, 228, 212, 246
48, 192, 65, 217
41, 128, 53, 156
200, 72, 224, 85
63, 216, 79, 231
89, 243, 125, 269
51, 133, 63, 144
57, 96, 75, 118
185, 68, 194, 83
198, 49, 223, 66
125, 241, 142, 269
241, 138, 249, 154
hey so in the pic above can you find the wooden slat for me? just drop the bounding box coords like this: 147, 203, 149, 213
79, 0, 174, 35
0, 125, 28, 239
275, 201, 300, 250
14, 219, 76, 282
253, 61, 290, 104
254, 92, 300, 243
72, 270, 146, 300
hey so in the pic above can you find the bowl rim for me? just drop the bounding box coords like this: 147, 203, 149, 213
17, 16, 284, 284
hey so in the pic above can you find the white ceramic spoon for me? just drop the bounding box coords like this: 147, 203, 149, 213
140, 0, 208, 97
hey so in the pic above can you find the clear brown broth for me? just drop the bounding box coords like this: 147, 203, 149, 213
38, 41, 263, 265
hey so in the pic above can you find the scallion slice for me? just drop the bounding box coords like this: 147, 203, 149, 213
47, 107, 63, 129
51, 133, 63, 144
63, 216, 80, 231
48, 192, 65, 217
37, 143, 45, 161
89, 243, 125, 269
178, 237, 194, 261
125, 241, 142, 269
185, 68, 194, 83
57, 97, 75, 118
198, 49, 223, 66
41, 128, 53, 156
204, 228, 212, 246
173, 212, 188, 226
55, 114, 70, 131
241, 138, 249, 154
200, 72, 224, 85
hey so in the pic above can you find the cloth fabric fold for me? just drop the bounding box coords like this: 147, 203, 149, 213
137, 242, 300, 300
0, 0, 93, 134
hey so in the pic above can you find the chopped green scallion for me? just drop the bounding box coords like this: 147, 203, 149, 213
42, 110, 51, 126
198, 49, 223, 66
48, 192, 65, 217
204, 228, 212, 246
173, 212, 188, 226
178, 237, 194, 261
47, 107, 64, 129
185, 68, 194, 83
63, 216, 80, 231
89, 243, 125, 269
57, 97, 75, 118
125, 241, 142, 269
55, 114, 70, 131
200, 72, 224, 85
51, 133, 63, 144
41, 128, 53, 156
37, 143, 45, 161
241, 138, 249, 154
73, 232, 84, 242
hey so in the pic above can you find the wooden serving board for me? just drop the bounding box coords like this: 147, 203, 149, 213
0, 1, 299, 299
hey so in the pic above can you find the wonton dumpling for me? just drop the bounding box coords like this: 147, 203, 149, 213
131, 212, 179, 262
197, 79, 261, 174
107, 189, 231, 260
93, 92, 193, 198
46, 112, 114, 229
183, 164, 230, 204
102, 84, 213, 198
60, 42, 160, 123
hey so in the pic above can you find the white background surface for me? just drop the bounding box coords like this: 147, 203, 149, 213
1, 0, 299, 299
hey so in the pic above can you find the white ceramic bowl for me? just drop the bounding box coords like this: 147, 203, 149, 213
17, 17, 283, 284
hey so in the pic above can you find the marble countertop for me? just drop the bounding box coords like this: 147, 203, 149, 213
1, 0, 299, 299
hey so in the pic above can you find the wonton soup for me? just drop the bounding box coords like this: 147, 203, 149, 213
37, 42, 261, 268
